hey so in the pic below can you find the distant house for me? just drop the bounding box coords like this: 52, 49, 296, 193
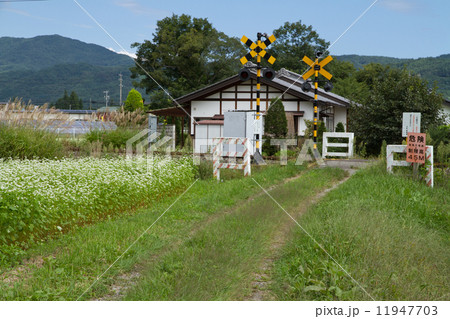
57, 109, 96, 121
150, 67, 351, 153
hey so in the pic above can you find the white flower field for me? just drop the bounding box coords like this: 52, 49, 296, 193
0, 156, 195, 255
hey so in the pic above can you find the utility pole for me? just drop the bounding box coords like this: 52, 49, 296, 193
103, 90, 109, 108
119, 73, 123, 106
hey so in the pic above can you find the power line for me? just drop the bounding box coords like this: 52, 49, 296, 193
0, 0, 49, 2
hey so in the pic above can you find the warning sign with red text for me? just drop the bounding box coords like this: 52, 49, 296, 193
406, 132, 426, 164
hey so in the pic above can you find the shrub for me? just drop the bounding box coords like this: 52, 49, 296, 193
0, 125, 64, 159
262, 137, 278, 157
85, 128, 141, 150
335, 122, 345, 133
124, 89, 144, 112
182, 135, 193, 153
265, 98, 288, 138
437, 141, 450, 165
195, 159, 213, 180
263, 98, 288, 156
0, 99, 71, 159
304, 120, 327, 155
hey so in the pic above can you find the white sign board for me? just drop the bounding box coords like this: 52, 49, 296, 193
402, 112, 421, 137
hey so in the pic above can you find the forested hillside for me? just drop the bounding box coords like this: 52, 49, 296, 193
0, 34, 448, 106
336, 54, 450, 99
0, 35, 142, 107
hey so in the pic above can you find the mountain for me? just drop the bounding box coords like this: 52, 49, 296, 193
1, 35, 448, 105
0, 35, 143, 107
335, 54, 450, 99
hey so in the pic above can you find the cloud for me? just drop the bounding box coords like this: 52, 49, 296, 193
71, 23, 94, 30
2, 5, 52, 21
380, 0, 417, 13
108, 47, 137, 59
2, 7, 31, 17
114, 0, 170, 17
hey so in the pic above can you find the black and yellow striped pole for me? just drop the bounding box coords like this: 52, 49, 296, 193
240, 33, 276, 154
302, 54, 333, 153
313, 57, 319, 152
256, 33, 262, 151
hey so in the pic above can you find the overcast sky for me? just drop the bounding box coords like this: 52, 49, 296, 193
0, 0, 449, 59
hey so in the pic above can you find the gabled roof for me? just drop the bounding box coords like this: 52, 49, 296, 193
149, 105, 191, 117
174, 64, 350, 108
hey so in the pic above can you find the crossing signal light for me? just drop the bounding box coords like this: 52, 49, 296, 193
263, 68, 275, 80
301, 81, 312, 92
238, 67, 276, 82
239, 68, 251, 81
324, 81, 333, 92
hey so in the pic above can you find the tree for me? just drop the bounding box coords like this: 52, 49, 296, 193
265, 98, 288, 138
54, 90, 83, 109
124, 89, 144, 112
262, 99, 288, 156
69, 91, 83, 109
349, 64, 443, 155
269, 20, 352, 86
270, 21, 329, 74
335, 122, 345, 132
130, 14, 245, 109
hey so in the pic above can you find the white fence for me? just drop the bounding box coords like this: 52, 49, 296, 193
212, 138, 251, 181
322, 132, 354, 158
386, 144, 434, 187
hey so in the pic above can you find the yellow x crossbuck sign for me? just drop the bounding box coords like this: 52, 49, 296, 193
240, 35, 277, 65
301, 55, 333, 80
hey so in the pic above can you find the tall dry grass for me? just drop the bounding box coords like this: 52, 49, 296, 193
0, 99, 74, 159
108, 107, 148, 129
0, 98, 73, 129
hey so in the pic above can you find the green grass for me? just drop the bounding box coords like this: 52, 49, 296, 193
123, 167, 347, 300
0, 161, 309, 300
271, 163, 449, 301
0, 125, 64, 159
5, 160, 445, 301
84, 128, 142, 150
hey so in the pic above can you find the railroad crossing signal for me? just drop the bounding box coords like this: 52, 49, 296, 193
240, 34, 277, 65
238, 33, 277, 158
301, 55, 333, 80
301, 53, 333, 154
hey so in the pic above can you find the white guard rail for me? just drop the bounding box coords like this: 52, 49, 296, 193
386, 144, 433, 187
322, 132, 354, 158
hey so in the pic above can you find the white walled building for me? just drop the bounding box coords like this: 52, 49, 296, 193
150, 67, 351, 153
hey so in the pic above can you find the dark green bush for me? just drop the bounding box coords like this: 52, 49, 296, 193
85, 128, 141, 149
195, 159, 213, 180
262, 137, 278, 156
0, 125, 64, 159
